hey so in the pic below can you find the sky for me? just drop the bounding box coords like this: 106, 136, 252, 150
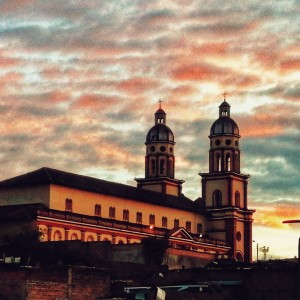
0, 0, 299, 260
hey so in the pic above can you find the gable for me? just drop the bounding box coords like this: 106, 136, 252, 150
168, 227, 194, 241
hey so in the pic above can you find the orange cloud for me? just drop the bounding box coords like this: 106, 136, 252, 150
73, 94, 120, 110
254, 202, 300, 229
172, 64, 219, 81
280, 58, 300, 72
48, 91, 71, 104
118, 77, 158, 94
191, 42, 230, 56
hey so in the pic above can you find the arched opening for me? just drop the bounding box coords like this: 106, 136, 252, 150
136, 212, 142, 224
151, 159, 156, 175
225, 153, 231, 171
174, 219, 179, 228
235, 191, 241, 207
87, 235, 94, 242
213, 190, 222, 208
65, 198, 73, 212
236, 252, 244, 262
94, 204, 101, 216
54, 230, 62, 241
168, 158, 174, 178
160, 159, 165, 175
123, 209, 129, 222
109, 207, 116, 219
149, 214, 155, 226
70, 233, 79, 240
186, 221, 191, 232
197, 223, 203, 235
216, 153, 221, 171
162, 216, 168, 228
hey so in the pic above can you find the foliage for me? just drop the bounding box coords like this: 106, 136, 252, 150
1, 226, 44, 264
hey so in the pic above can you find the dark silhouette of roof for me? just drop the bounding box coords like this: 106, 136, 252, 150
0, 167, 202, 213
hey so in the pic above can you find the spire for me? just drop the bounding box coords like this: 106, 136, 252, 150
155, 99, 166, 125
159, 99, 163, 109
219, 97, 231, 118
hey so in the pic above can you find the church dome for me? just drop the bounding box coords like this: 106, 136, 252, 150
146, 106, 174, 143
210, 100, 240, 136
146, 124, 174, 143
210, 117, 239, 136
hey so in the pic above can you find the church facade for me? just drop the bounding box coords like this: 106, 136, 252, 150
0, 100, 255, 265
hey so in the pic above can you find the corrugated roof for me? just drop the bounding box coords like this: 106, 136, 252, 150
0, 167, 203, 213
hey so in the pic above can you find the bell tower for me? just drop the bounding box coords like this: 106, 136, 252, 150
135, 103, 184, 196
200, 99, 255, 263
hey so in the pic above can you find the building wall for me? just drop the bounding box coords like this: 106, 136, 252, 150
205, 179, 228, 207
49, 184, 206, 235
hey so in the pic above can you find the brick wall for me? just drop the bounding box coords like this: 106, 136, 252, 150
0, 265, 110, 300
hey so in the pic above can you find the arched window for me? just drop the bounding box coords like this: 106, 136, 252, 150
94, 204, 101, 216
70, 233, 78, 240
151, 159, 156, 175
54, 230, 62, 241
123, 209, 129, 222
149, 214, 155, 226
162, 216, 168, 228
136, 212, 142, 224
235, 191, 241, 207
168, 158, 174, 178
216, 153, 221, 171
197, 223, 203, 235
160, 159, 165, 175
87, 235, 94, 242
225, 153, 231, 171
174, 219, 179, 228
213, 190, 222, 208
65, 198, 73, 212
109, 207, 115, 219
186, 221, 191, 232
236, 252, 244, 262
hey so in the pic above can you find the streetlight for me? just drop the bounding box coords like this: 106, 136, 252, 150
253, 240, 258, 262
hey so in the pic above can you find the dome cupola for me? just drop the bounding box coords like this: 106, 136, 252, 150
210, 101, 239, 137
208, 99, 241, 173
135, 102, 184, 196
146, 108, 174, 143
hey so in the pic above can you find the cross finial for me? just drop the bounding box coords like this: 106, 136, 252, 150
223, 91, 228, 101
158, 99, 163, 109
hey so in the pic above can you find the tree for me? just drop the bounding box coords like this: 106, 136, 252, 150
1, 226, 44, 265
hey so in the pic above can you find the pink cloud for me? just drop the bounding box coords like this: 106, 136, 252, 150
172, 64, 220, 81
72, 94, 120, 110
280, 58, 300, 72
118, 77, 158, 95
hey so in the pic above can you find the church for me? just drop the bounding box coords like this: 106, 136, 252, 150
0, 100, 255, 266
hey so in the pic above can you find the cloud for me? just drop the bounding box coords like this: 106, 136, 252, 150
0, 1, 299, 259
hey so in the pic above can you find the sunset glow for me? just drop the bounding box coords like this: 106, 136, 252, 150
0, 0, 299, 259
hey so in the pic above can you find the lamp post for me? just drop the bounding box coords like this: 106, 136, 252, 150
253, 240, 258, 262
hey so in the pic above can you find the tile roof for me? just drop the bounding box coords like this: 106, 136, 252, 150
0, 167, 203, 213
